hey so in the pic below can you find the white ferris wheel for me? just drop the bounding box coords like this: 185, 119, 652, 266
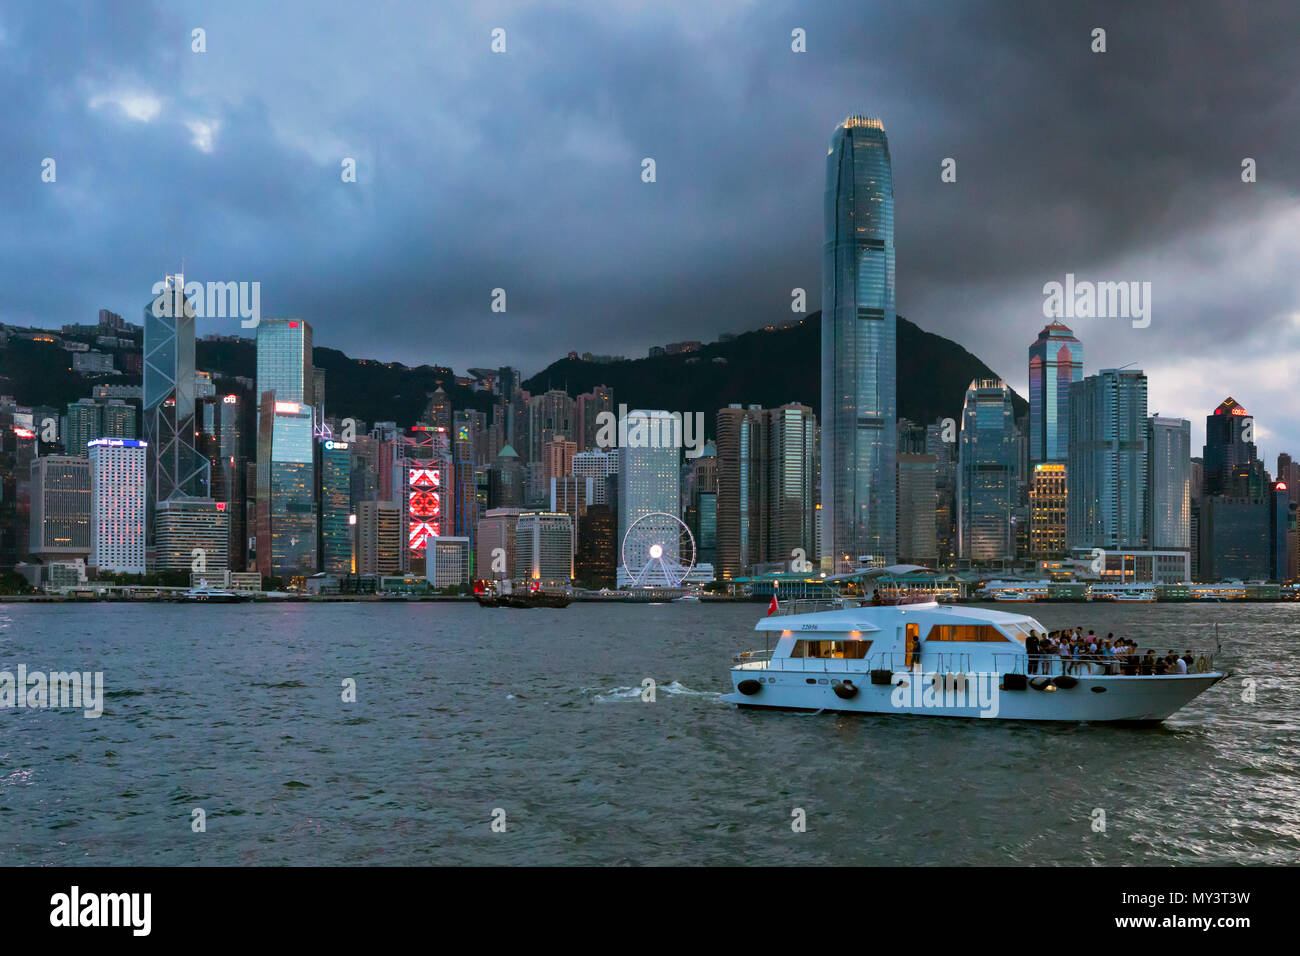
621, 511, 696, 588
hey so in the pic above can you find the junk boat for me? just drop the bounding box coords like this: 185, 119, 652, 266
722, 597, 1228, 724
474, 580, 571, 609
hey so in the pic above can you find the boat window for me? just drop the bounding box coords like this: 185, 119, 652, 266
791, 639, 873, 659
1001, 623, 1030, 643
925, 624, 1012, 642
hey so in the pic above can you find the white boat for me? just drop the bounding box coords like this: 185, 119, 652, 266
991, 591, 1036, 603
1112, 590, 1157, 603
180, 585, 246, 603
1091, 584, 1158, 602
722, 599, 1227, 723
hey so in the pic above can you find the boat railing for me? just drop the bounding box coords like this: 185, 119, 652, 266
771, 598, 863, 616
991, 652, 1219, 676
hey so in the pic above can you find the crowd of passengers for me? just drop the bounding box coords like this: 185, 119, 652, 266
1023, 629, 1198, 675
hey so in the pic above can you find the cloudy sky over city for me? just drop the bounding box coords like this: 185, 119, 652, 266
2, 0, 1298, 455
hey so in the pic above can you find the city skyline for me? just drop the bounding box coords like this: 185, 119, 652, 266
2, 1, 1298, 457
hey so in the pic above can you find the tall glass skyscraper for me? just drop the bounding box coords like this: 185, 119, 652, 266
617, 410, 680, 583
143, 274, 210, 523
821, 115, 896, 570
255, 319, 314, 414
256, 400, 317, 576
957, 379, 1016, 562
1146, 416, 1191, 550
320, 438, 353, 573
1027, 320, 1083, 465
1067, 369, 1148, 550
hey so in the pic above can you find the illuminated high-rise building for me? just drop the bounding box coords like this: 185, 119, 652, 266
357, 500, 401, 575
1027, 321, 1083, 466
255, 319, 314, 414
320, 438, 353, 573
30, 455, 91, 559
200, 393, 246, 570
1067, 369, 1148, 551
958, 379, 1017, 563
255, 399, 317, 576
617, 410, 680, 565
143, 274, 209, 533
897, 453, 938, 566
1146, 416, 1191, 550
1029, 462, 1068, 558
154, 497, 229, 572
89, 439, 147, 574
821, 115, 896, 570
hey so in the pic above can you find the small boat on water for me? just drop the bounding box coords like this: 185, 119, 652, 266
181, 584, 247, 603
991, 590, 1036, 603
474, 581, 571, 609
1112, 590, 1157, 603
722, 598, 1228, 724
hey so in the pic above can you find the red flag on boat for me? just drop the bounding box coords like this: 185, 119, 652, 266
767, 593, 779, 615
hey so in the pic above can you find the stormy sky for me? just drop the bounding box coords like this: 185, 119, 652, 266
2, 1, 1298, 458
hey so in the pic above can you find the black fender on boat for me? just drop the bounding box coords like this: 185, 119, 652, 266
1001, 673, 1027, 691
832, 680, 859, 700
870, 669, 893, 685
737, 679, 762, 696
1054, 675, 1079, 689
1029, 676, 1056, 691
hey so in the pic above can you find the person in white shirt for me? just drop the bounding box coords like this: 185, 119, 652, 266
1173, 655, 1188, 675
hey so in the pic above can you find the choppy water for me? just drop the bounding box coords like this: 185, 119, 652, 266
1, 600, 1297, 865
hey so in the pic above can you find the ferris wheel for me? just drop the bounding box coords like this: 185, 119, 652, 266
621, 511, 696, 588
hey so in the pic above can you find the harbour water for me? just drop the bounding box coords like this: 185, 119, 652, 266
1, 601, 1297, 866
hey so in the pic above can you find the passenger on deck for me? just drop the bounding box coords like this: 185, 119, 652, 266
1140, 649, 1156, 675
1026, 630, 1040, 673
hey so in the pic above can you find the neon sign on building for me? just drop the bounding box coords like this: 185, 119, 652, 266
407, 462, 441, 552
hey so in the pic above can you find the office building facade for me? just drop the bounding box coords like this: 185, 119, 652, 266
821, 115, 897, 571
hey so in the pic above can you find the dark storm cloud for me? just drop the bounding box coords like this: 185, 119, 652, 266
2, 0, 1298, 449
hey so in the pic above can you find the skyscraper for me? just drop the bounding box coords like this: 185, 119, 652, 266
30, 455, 91, 559
255, 319, 314, 414
89, 439, 147, 574
821, 115, 896, 570
155, 498, 229, 573
1146, 416, 1191, 550
1067, 369, 1149, 551
1027, 321, 1083, 465
957, 379, 1016, 563
1199, 398, 1268, 580
487, 445, 525, 508
764, 404, 819, 571
617, 410, 681, 571
576, 386, 614, 452
320, 438, 353, 573
143, 274, 209, 523
255, 399, 317, 576
897, 453, 938, 566
715, 405, 762, 580
1028, 463, 1068, 559
1203, 397, 1266, 498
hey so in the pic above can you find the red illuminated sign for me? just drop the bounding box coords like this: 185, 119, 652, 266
407, 463, 442, 552
1231, 407, 1248, 416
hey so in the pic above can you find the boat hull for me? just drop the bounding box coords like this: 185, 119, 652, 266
723, 671, 1226, 723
